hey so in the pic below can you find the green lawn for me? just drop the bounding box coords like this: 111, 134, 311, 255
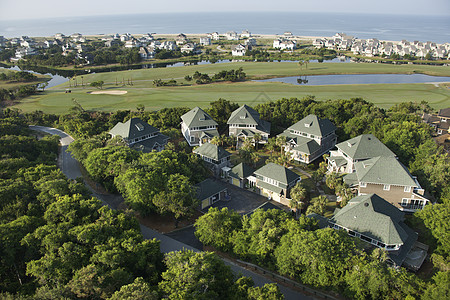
10, 62, 450, 114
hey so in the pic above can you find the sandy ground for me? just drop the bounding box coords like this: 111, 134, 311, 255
89, 90, 127, 95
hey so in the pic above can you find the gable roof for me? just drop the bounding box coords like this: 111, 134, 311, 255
438, 108, 450, 118
349, 156, 418, 187
130, 133, 169, 153
181, 107, 218, 128
330, 194, 409, 245
227, 105, 271, 133
336, 134, 396, 160
287, 114, 336, 137
279, 132, 321, 155
196, 178, 227, 201
254, 162, 300, 185
193, 142, 231, 161
229, 162, 255, 179
109, 117, 159, 140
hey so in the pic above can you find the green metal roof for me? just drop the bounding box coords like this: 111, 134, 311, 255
229, 162, 255, 179
181, 107, 218, 128
330, 194, 410, 245
195, 178, 227, 200
193, 142, 231, 161
200, 129, 219, 139
254, 162, 300, 185
227, 105, 271, 134
109, 117, 159, 140
257, 181, 283, 194
280, 132, 321, 155
286, 114, 336, 137
130, 134, 169, 153
351, 156, 418, 187
336, 134, 395, 160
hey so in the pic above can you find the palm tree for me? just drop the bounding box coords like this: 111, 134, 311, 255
210, 136, 221, 146
276, 135, 287, 155
266, 138, 277, 155
253, 133, 262, 150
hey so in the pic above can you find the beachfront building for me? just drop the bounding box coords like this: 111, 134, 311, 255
225, 31, 239, 41
199, 36, 211, 46
279, 114, 336, 164
227, 105, 271, 145
252, 163, 301, 204
181, 107, 219, 146
343, 156, 429, 212
231, 44, 250, 56
109, 117, 169, 153
328, 193, 428, 270
193, 142, 231, 177
273, 38, 296, 51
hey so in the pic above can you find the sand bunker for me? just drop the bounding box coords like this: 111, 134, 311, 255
89, 90, 127, 95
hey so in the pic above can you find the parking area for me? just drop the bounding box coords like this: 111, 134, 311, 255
202, 181, 289, 215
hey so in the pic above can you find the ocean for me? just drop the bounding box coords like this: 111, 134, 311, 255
0, 12, 449, 43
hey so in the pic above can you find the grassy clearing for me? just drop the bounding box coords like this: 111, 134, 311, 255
0, 69, 50, 89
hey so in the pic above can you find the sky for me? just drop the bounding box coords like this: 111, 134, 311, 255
1, 0, 449, 20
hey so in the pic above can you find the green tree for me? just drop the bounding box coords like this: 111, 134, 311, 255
109, 277, 158, 300
423, 271, 450, 300
159, 250, 235, 300
90, 80, 104, 89
194, 207, 242, 252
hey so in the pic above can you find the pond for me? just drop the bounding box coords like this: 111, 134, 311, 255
254, 73, 450, 86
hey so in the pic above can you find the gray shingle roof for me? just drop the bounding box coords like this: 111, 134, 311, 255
196, 178, 227, 201
330, 194, 409, 245
254, 163, 300, 185
130, 134, 169, 153
348, 156, 418, 187
438, 107, 450, 118
193, 142, 231, 161
228, 105, 271, 134
229, 162, 255, 179
109, 117, 159, 140
336, 134, 395, 160
287, 114, 336, 137
279, 132, 321, 155
181, 107, 218, 128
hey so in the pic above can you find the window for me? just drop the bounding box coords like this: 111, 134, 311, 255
383, 185, 390, 191
360, 182, 367, 188
401, 198, 409, 206
190, 136, 195, 142
404, 186, 411, 192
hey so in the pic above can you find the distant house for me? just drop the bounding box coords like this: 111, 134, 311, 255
176, 33, 188, 45
273, 39, 296, 51
231, 44, 250, 56
252, 163, 301, 203
54, 33, 65, 41
125, 39, 141, 48
200, 36, 211, 46
227, 105, 271, 144
209, 32, 220, 41
109, 118, 169, 152
105, 39, 120, 47
343, 156, 429, 212
328, 194, 428, 270
327, 134, 396, 174
229, 162, 255, 188
180, 43, 200, 54
241, 30, 251, 38
159, 40, 177, 51
193, 142, 231, 177
279, 114, 337, 164
225, 31, 239, 41
422, 108, 450, 135
196, 178, 228, 210
181, 107, 219, 146
139, 47, 155, 59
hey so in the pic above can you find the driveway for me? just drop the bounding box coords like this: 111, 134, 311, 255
204, 181, 289, 215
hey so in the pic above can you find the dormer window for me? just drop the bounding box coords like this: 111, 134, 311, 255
240, 113, 247, 119
135, 123, 144, 131
304, 122, 311, 128
199, 114, 206, 121
347, 142, 352, 147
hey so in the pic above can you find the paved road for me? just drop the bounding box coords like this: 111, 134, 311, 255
30, 126, 313, 300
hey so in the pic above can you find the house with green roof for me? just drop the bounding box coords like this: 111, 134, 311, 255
328, 194, 428, 270
344, 156, 429, 212
278, 114, 337, 164
227, 105, 271, 145
253, 162, 301, 203
327, 134, 395, 173
229, 162, 255, 188
193, 142, 231, 177
196, 178, 228, 210
181, 107, 219, 146
109, 117, 169, 153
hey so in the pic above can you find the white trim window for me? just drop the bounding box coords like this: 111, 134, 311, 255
383, 184, 390, 191
401, 198, 409, 206
360, 182, 367, 188
404, 186, 411, 193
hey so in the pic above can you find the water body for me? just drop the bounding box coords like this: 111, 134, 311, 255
1, 12, 449, 43
255, 74, 450, 86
